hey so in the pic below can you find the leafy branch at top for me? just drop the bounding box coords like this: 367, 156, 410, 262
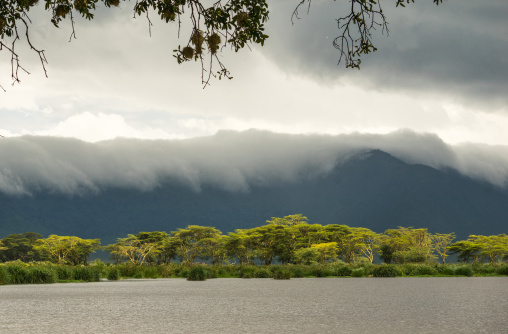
1, 0, 446, 90
0, 0, 269, 89
293, 0, 445, 70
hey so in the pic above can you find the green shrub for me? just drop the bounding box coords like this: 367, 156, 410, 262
28, 267, 58, 284
216, 267, 227, 277
90, 259, 107, 276
288, 265, 306, 278
473, 264, 496, 275
440, 265, 455, 276
107, 268, 121, 280
310, 266, 333, 277
155, 264, 170, 277
253, 268, 271, 278
361, 264, 375, 276
55, 266, 74, 280
371, 265, 401, 277
73, 267, 100, 282
179, 268, 189, 278
453, 265, 474, 277
143, 266, 160, 278
0, 266, 11, 285
241, 271, 254, 278
496, 265, 508, 276
335, 265, 353, 277
351, 268, 365, 277
117, 264, 141, 278
169, 265, 183, 277
273, 269, 291, 280
408, 264, 438, 276
187, 266, 207, 281
6, 265, 30, 284
132, 271, 144, 278
399, 264, 415, 276
206, 267, 218, 279
238, 266, 256, 279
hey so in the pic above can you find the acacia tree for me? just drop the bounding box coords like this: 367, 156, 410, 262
34, 235, 101, 264
70, 237, 102, 265
106, 233, 162, 265
0, 0, 269, 90
0, 232, 43, 262
266, 214, 308, 226
478, 234, 508, 263
293, 247, 319, 265
380, 227, 434, 264
449, 234, 508, 264
200, 234, 228, 265
34, 235, 78, 264
294, 223, 324, 248
310, 242, 338, 263
347, 227, 380, 264
1, 0, 446, 90
246, 224, 279, 265
448, 239, 483, 264
158, 236, 181, 264
223, 230, 256, 265
431, 232, 455, 264
172, 225, 222, 264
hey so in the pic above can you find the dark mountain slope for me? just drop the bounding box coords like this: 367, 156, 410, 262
0, 150, 506, 243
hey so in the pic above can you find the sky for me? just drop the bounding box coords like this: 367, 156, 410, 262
1, 0, 507, 145
1, 1, 508, 196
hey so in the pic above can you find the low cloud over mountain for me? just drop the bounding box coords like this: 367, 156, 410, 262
1, 130, 507, 197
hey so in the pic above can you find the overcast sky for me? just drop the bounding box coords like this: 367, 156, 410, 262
1, 0, 507, 145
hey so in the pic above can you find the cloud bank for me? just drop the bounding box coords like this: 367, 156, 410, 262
265, 0, 508, 111
1, 130, 507, 196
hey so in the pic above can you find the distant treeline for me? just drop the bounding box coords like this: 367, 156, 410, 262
1, 215, 507, 266
2, 214, 507, 267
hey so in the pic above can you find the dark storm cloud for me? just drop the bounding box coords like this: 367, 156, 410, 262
0, 130, 507, 196
264, 0, 508, 110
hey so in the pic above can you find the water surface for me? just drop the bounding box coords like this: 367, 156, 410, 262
1, 277, 506, 333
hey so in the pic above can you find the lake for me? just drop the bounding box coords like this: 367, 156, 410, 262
1, 277, 507, 333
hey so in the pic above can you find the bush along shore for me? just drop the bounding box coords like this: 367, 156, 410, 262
1, 261, 508, 285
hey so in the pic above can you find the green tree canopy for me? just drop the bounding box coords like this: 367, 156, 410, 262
449, 234, 508, 264
172, 225, 222, 264
105, 232, 163, 265
431, 232, 455, 264
379, 227, 434, 264
223, 229, 256, 265
0, 232, 43, 262
34, 235, 101, 265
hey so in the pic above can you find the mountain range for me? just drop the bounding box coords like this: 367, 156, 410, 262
1, 149, 506, 243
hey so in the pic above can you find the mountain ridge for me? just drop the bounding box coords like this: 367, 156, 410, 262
0, 149, 506, 243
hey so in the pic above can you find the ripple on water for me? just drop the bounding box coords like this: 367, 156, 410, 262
0, 277, 507, 333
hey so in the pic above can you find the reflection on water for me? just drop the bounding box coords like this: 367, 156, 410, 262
0, 277, 507, 333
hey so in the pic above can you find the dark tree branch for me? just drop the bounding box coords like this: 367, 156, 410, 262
0, 0, 445, 90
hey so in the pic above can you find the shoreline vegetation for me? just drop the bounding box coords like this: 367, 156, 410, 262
1, 262, 508, 285
1, 214, 507, 284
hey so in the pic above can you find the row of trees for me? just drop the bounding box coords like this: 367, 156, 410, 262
0, 233, 101, 265
1, 215, 507, 266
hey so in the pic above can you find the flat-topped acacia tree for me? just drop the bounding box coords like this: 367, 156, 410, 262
0, 0, 444, 90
